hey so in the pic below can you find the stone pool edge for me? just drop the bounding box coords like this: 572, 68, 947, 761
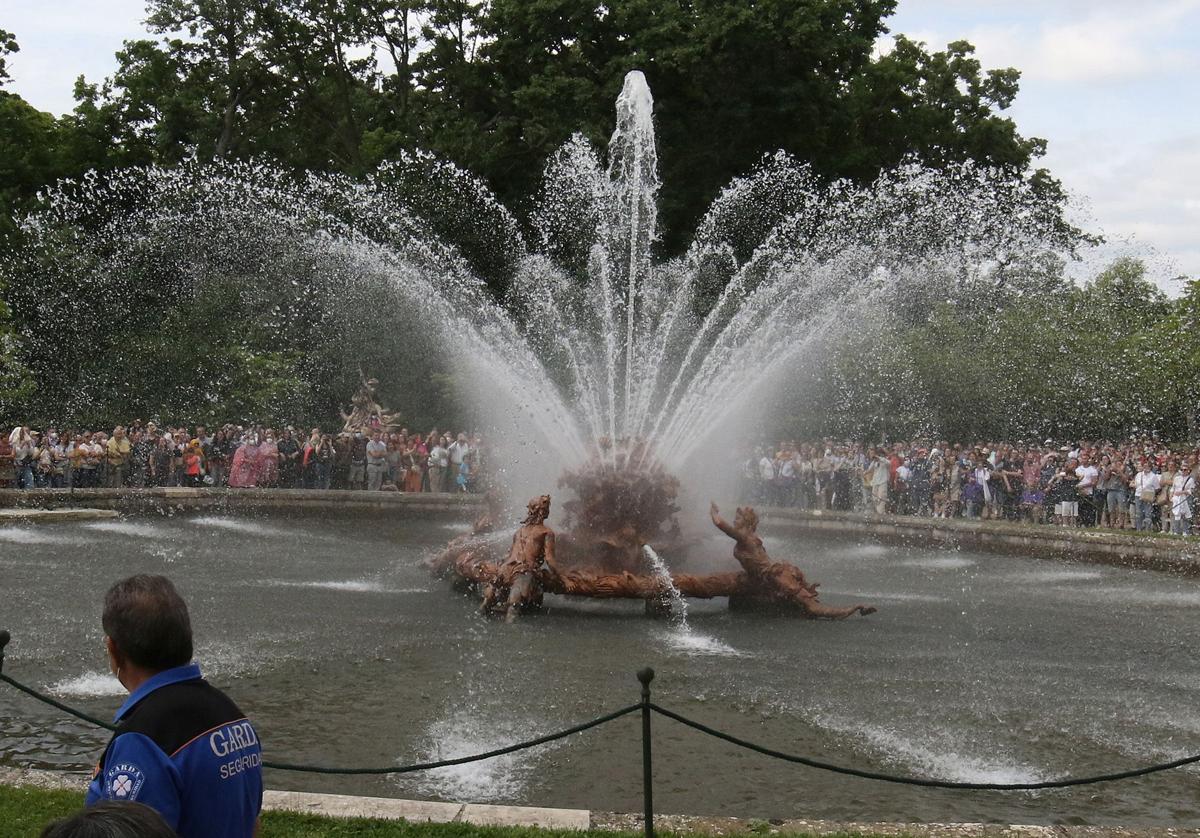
2, 488, 1197, 576
0, 487, 481, 516
761, 508, 1200, 576
3, 769, 1194, 837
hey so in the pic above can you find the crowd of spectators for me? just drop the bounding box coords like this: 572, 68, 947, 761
743, 437, 1199, 536
0, 421, 487, 493
4, 419, 1197, 536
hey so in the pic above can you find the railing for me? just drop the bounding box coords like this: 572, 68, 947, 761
3, 630, 1199, 838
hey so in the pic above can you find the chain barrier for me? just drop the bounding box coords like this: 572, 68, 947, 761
647, 702, 1200, 790
0, 671, 639, 775
6, 631, 1200, 838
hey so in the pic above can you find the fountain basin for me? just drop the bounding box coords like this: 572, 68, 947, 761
2, 512, 1200, 825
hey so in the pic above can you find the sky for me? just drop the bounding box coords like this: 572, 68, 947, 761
3, 0, 1198, 285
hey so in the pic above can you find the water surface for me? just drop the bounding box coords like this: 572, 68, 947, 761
2, 513, 1199, 825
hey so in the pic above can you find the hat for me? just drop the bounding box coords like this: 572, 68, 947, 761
1059, 446, 1070, 452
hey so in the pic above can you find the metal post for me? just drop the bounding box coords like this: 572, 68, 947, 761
637, 667, 655, 838
0, 630, 9, 676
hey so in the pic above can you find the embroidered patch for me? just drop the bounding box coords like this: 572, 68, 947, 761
105, 762, 146, 801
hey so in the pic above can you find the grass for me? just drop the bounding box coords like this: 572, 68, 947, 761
1, 785, 629, 838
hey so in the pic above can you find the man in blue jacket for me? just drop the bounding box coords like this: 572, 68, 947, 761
86, 574, 263, 837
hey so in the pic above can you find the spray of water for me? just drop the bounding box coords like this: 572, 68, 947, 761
7, 70, 1071, 503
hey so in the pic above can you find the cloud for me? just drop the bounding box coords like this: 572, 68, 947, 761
5, 0, 148, 115
1056, 135, 1200, 283
882, 0, 1200, 283
886, 0, 1200, 85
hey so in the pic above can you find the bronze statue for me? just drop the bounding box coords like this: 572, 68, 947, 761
709, 502, 875, 619
479, 494, 561, 622
340, 370, 401, 433
434, 453, 876, 621
427, 489, 504, 577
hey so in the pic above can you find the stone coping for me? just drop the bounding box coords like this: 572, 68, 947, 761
0, 487, 483, 515
0, 507, 118, 524
2, 771, 1192, 837
264, 790, 590, 830
761, 508, 1200, 575
1, 488, 1195, 573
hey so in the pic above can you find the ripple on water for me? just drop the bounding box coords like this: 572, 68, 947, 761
187, 516, 291, 537
812, 713, 1046, 785
824, 543, 891, 560
662, 627, 743, 657
823, 590, 946, 604
49, 671, 125, 698
82, 520, 165, 538
261, 579, 429, 594
900, 556, 976, 570
0, 528, 87, 546
1086, 587, 1200, 608
412, 712, 551, 801
1006, 568, 1106, 584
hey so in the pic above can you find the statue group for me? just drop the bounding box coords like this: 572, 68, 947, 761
430, 456, 875, 622
340, 371, 402, 433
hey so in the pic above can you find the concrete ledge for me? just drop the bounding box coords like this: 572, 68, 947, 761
0, 507, 119, 524
0, 487, 484, 517
262, 790, 590, 830
462, 802, 591, 830
761, 507, 1200, 575
0, 772, 1188, 836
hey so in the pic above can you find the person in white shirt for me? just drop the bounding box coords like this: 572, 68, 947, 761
867, 448, 890, 515
757, 450, 775, 503
1170, 460, 1195, 535
1074, 454, 1100, 527
448, 433, 470, 470
427, 438, 450, 493
1133, 461, 1161, 532
365, 431, 389, 491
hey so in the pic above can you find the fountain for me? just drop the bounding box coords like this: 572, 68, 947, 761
425, 71, 1057, 618
6, 71, 1067, 619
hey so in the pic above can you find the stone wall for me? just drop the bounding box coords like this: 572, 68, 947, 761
3, 489, 1196, 575
763, 508, 1200, 576
0, 487, 484, 517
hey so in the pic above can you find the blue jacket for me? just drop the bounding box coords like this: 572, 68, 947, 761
86, 663, 263, 837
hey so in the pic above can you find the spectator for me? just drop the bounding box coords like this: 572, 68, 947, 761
1133, 460, 1160, 531
182, 441, 204, 487
1170, 458, 1195, 536
348, 433, 367, 490
366, 431, 389, 491
866, 447, 890, 514
87, 575, 262, 837
106, 427, 133, 488
1074, 454, 1100, 527
448, 432, 470, 476
0, 433, 14, 487
11, 426, 36, 489
428, 435, 449, 493
276, 429, 301, 488
40, 801, 177, 838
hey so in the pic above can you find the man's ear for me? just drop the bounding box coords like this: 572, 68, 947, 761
105, 636, 123, 673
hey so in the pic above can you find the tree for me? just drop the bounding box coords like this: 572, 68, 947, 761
0, 27, 18, 87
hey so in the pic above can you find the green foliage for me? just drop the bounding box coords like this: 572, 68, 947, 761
773, 259, 1198, 443
0, 784, 84, 837
15, 1, 1061, 262
0, 27, 18, 86
3, 7, 1183, 433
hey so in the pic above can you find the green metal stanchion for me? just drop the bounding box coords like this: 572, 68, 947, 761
637, 667, 655, 838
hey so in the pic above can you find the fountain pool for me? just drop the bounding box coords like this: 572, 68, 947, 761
3, 513, 1200, 825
